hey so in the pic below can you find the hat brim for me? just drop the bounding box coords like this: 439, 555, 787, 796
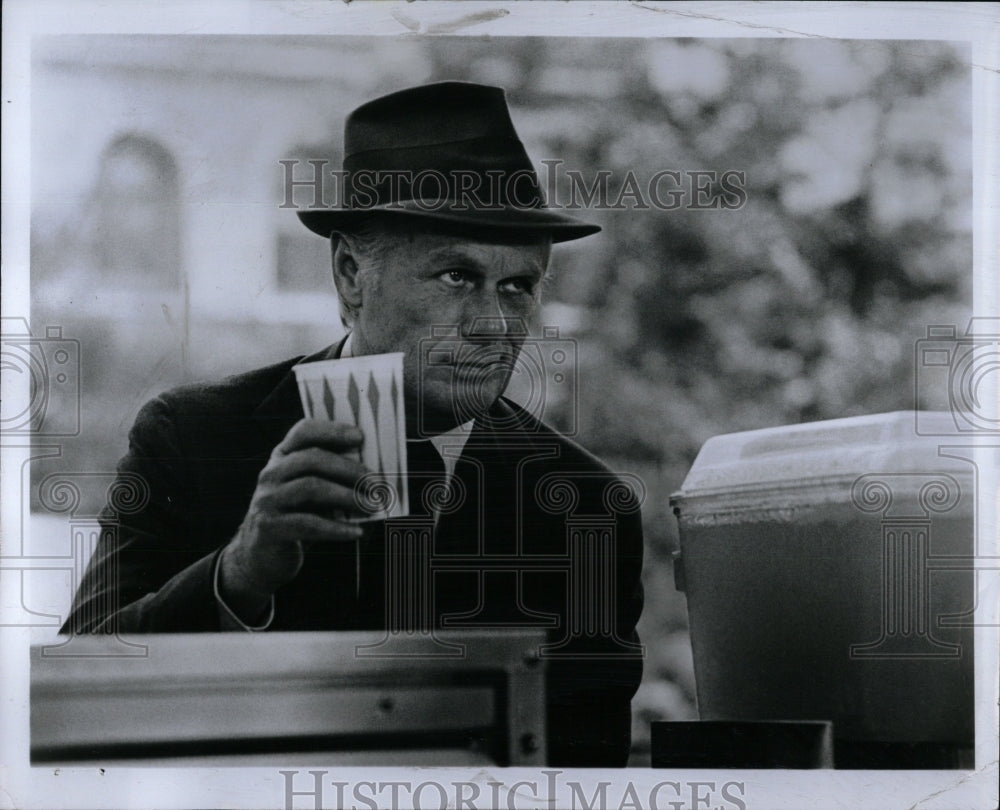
297, 200, 601, 244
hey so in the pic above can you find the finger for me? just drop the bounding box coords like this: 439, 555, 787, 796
262, 447, 368, 486
262, 511, 364, 544
269, 477, 369, 515
277, 419, 364, 456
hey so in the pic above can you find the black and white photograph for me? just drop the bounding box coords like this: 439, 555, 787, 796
2, 2, 998, 809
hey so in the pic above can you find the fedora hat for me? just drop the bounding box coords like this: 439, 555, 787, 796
297, 81, 600, 243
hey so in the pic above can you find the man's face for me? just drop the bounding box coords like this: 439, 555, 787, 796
350, 225, 550, 434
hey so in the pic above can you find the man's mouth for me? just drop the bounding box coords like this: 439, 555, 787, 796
430, 344, 516, 373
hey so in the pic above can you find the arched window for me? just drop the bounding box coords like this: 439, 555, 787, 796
90, 133, 181, 288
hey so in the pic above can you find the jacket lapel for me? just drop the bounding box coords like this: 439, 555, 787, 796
251, 340, 344, 446
439, 397, 549, 554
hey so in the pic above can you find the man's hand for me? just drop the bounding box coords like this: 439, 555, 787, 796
218, 419, 369, 623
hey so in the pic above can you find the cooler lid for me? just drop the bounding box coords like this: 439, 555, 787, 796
671, 411, 971, 508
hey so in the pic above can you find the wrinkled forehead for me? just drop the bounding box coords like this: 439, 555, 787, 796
376, 215, 552, 270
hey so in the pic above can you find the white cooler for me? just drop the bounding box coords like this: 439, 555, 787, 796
671, 412, 975, 769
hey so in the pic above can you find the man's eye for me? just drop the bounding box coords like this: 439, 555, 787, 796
439, 269, 470, 287
499, 278, 536, 295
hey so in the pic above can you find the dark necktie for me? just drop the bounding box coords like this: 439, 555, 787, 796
406, 439, 446, 518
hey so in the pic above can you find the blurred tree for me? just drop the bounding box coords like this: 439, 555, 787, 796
423, 39, 971, 761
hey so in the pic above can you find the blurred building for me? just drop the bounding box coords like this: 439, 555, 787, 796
30, 38, 441, 500
31, 36, 441, 373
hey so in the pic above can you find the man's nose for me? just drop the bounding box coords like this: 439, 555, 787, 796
464, 296, 528, 340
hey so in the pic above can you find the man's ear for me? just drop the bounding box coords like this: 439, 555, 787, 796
330, 234, 364, 312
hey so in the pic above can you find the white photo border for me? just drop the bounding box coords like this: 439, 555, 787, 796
2, 2, 997, 809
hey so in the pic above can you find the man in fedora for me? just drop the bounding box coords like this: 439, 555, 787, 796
64, 82, 644, 767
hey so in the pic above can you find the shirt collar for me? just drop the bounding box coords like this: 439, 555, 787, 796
340, 331, 354, 359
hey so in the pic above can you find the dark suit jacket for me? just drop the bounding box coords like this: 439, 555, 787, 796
64, 347, 645, 766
